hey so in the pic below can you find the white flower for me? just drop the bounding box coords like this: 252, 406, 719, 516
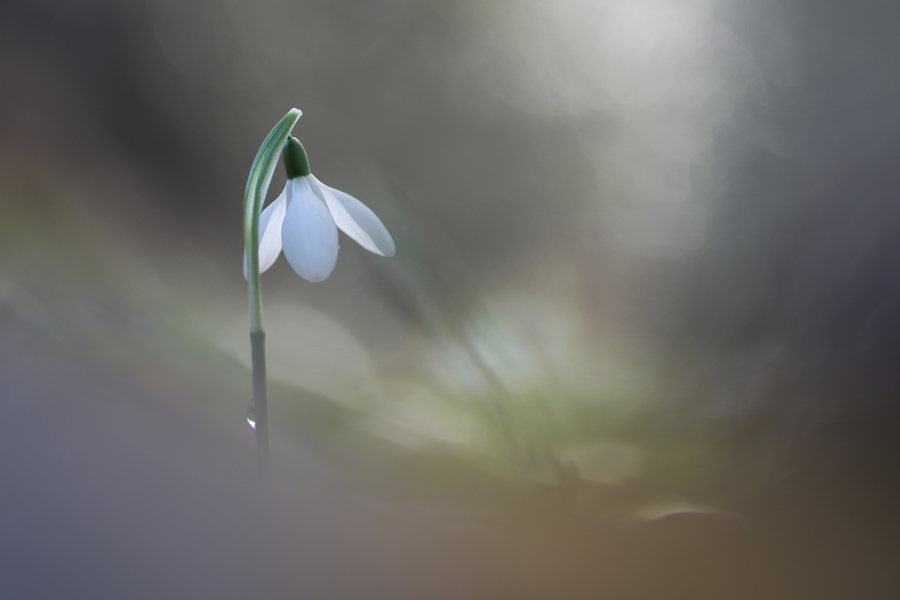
244, 154, 395, 282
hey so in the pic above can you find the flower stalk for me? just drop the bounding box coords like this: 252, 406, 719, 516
243, 108, 302, 475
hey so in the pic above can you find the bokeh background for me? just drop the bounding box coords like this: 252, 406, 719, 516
2, 0, 900, 598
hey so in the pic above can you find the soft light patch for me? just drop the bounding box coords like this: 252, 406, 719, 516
219, 302, 378, 407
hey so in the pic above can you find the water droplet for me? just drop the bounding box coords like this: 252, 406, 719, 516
246, 398, 257, 429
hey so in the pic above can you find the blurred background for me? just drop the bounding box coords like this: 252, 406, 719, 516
2, 0, 899, 597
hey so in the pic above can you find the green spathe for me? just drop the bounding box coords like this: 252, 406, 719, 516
243, 108, 301, 333
283, 136, 311, 179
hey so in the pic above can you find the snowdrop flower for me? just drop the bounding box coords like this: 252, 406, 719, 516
245, 136, 395, 282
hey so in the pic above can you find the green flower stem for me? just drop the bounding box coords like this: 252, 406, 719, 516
250, 330, 269, 473
243, 108, 302, 475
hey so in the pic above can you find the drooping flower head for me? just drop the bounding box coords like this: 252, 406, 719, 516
245, 136, 395, 282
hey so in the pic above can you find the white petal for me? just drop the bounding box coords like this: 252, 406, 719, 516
281, 177, 339, 282
243, 188, 287, 279
310, 176, 395, 257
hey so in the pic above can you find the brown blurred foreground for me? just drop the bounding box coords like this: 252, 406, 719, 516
2, 305, 898, 600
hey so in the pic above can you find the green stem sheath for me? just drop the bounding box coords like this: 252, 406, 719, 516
243, 108, 302, 476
